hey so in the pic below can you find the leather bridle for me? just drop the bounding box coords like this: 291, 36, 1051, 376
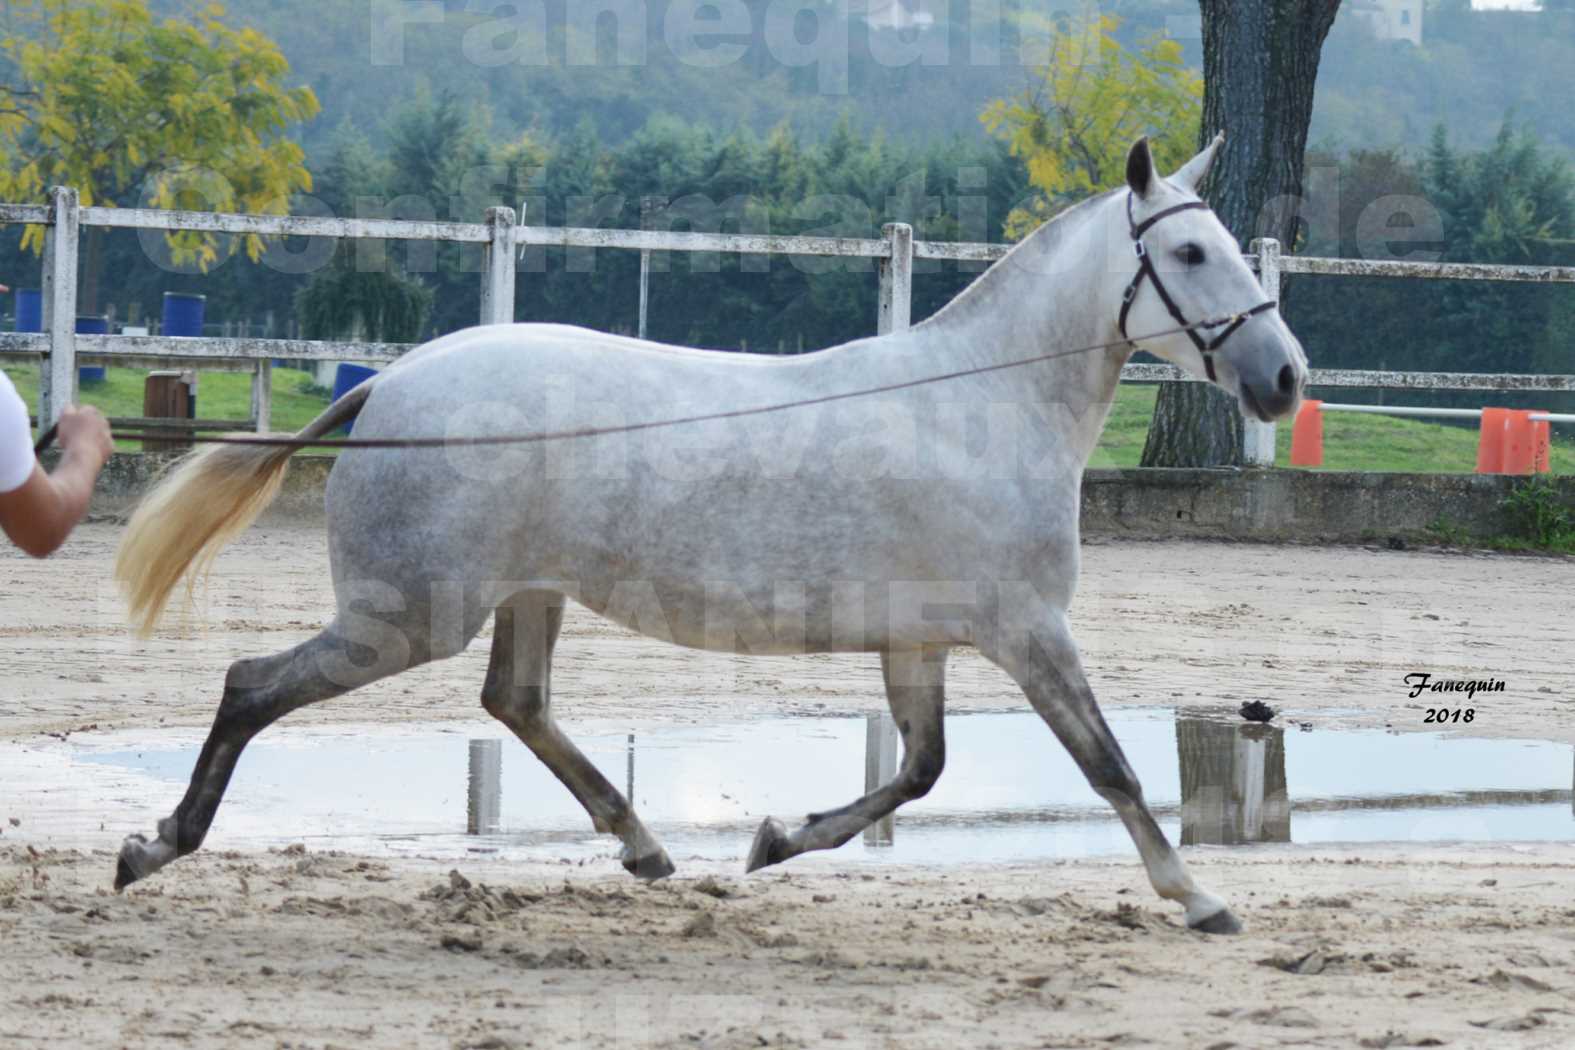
1115, 193, 1277, 382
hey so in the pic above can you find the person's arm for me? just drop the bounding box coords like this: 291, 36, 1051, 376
0, 403, 113, 557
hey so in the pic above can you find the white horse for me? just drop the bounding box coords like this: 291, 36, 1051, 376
114, 136, 1306, 934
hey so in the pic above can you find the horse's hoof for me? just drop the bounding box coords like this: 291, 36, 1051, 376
621, 846, 675, 882
113, 855, 139, 892
114, 834, 148, 892
746, 817, 790, 873
1189, 907, 1243, 935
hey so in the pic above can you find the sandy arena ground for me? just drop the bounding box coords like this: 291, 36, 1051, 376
2, 524, 1573, 1048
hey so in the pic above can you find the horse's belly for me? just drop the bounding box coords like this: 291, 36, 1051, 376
573, 574, 981, 655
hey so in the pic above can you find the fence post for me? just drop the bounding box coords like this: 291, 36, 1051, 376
251, 359, 273, 433
1244, 237, 1282, 467
39, 186, 80, 431
639, 249, 651, 340
878, 222, 914, 335
480, 205, 518, 326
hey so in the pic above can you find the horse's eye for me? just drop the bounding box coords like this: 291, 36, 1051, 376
1177, 243, 1206, 267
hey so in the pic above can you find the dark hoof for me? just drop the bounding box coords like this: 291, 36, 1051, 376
114, 834, 147, 892
745, 817, 789, 874
621, 847, 675, 882
1190, 907, 1243, 935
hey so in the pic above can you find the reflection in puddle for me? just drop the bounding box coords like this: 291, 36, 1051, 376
467, 739, 501, 835
5, 710, 1572, 867
1177, 719, 1291, 847
863, 714, 899, 847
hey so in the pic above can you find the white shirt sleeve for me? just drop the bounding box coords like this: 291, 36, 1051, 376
0, 371, 37, 494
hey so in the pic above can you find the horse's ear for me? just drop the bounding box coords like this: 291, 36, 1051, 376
1173, 132, 1226, 194
1125, 137, 1157, 199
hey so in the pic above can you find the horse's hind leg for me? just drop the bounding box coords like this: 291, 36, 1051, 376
747, 648, 946, 871
481, 593, 674, 880
985, 611, 1241, 934
115, 627, 408, 889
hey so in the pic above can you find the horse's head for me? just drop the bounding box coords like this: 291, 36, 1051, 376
1116, 135, 1308, 422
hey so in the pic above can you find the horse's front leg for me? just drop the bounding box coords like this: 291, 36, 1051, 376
983, 610, 1241, 934
747, 648, 946, 871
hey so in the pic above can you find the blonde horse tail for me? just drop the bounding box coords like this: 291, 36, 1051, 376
115, 380, 376, 637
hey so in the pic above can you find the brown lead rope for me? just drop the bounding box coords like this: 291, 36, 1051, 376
31, 314, 1258, 457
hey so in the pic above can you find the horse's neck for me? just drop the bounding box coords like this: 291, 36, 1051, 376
913, 194, 1132, 465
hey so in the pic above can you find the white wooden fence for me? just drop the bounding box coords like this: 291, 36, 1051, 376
2, 186, 1573, 464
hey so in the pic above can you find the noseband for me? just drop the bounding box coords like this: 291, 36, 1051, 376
1115, 193, 1277, 383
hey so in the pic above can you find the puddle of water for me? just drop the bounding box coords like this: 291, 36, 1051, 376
3, 710, 1571, 868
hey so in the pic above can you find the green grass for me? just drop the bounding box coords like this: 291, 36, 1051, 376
1087, 385, 1575, 473
6, 364, 1572, 475
1426, 518, 1575, 555
4, 364, 335, 451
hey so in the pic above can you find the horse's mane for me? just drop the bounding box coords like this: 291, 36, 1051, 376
918, 187, 1120, 331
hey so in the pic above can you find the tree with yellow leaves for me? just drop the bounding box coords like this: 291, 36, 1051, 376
0, 0, 318, 307
981, 15, 1201, 239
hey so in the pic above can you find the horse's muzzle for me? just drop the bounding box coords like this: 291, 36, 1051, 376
1234, 341, 1305, 422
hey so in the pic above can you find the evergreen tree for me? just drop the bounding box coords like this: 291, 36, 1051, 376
296, 127, 432, 344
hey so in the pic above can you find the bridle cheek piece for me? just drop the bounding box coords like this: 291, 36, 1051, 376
1115, 193, 1277, 383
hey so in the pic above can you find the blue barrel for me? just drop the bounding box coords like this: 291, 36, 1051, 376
76, 315, 108, 383
332, 363, 378, 433
162, 292, 206, 336
14, 289, 41, 332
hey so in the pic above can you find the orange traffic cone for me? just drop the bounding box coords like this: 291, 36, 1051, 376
1532, 414, 1552, 474
1290, 399, 1323, 467
1476, 407, 1511, 474
1503, 410, 1545, 475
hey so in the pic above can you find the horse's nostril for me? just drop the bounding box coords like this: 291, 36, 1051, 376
1277, 364, 1297, 396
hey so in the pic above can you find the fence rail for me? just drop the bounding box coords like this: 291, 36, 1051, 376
3, 187, 1572, 464
82, 204, 495, 243
1279, 255, 1575, 283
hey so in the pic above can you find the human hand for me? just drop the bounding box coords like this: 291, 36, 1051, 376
56, 404, 113, 467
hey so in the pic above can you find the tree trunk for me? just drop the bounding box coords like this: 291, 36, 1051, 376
1140, 0, 1341, 469
1143, 382, 1243, 467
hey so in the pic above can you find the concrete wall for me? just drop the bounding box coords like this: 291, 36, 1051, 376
84, 453, 1574, 545
1081, 468, 1574, 543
